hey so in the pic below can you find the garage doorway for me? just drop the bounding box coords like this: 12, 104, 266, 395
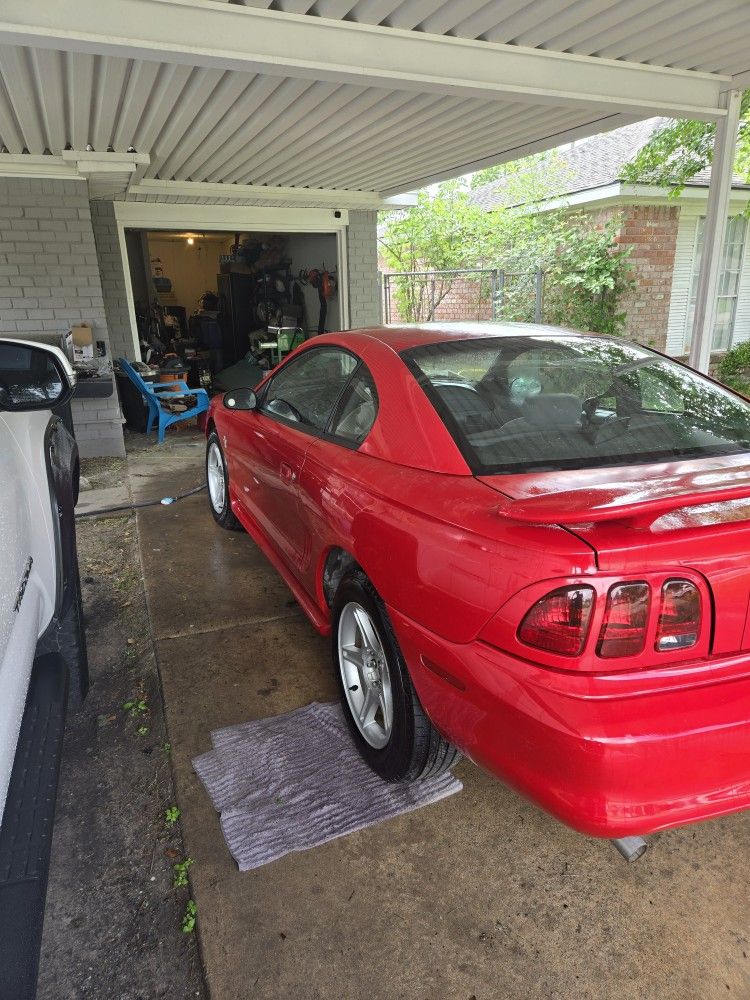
112, 203, 351, 367
123, 227, 342, 370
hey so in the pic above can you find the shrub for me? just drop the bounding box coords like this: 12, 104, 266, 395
716, 340, 750, 395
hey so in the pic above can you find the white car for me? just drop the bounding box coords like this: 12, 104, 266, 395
0, 339, 87, 998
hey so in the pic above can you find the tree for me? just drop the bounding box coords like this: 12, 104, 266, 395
470, 150, 566, 200
379, 154, 633, 334
378, 180, 497, 321
621, 93, 750, 193
379, 158, 573, 322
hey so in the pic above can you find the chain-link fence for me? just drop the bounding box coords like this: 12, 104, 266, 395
381, 268, 546, 325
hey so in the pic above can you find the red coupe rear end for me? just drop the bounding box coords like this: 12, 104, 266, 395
207, 324, 750, 842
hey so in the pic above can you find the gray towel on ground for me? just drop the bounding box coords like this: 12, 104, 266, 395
192, 701, 462, 871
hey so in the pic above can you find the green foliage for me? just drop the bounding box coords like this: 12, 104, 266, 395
379, 180, 497, 322
173, 857, 194, 888
165, 805, 180, 826
380, 155, 633, 334
621, 93, 750, 195
716, 340, 750, 394
181, 899, 197, 934
470, 151, 569, 200
543, 217, 634, 336
122, 698, 148, 717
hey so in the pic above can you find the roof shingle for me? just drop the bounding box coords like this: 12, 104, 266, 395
471, 118, 749, 210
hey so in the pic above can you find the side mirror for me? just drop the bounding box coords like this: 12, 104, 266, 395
223, 387, 257, 411
0, 340, 75, 412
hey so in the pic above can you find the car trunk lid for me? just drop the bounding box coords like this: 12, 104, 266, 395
478, 455, 750, 655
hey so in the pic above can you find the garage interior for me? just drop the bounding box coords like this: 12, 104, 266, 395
123, 225, 340, 368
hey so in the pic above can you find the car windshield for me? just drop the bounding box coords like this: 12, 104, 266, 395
401, 335, 750, 474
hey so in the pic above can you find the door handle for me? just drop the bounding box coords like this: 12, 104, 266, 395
280, 462, 297, 482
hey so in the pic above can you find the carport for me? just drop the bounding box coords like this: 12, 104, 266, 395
2, 3, 750, 998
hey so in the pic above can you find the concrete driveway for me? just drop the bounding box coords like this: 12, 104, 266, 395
130, 434, 750, 1000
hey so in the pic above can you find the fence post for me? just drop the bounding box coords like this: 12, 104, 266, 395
429, 279, 436, 321
490, 269, 498, 321
384, 273, 390, 324
497, 271, 505, 316
534, 269, 543, 324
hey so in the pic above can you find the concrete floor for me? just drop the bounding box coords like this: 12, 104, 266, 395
131, 434, 750, 1000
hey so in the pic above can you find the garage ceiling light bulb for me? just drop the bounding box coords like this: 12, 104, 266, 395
187, 236, 195, 245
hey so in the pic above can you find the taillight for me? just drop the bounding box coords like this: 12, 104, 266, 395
655, 579, 701, 651
518, 586, 594, 657
597, 582, 650, 658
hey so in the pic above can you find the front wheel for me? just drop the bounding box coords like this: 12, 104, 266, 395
206, 431, 242, 531
332, 571, 459, 782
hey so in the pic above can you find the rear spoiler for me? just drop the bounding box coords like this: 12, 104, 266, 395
506, 481, 750, 529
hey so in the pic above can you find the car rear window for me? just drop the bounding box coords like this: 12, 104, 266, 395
401, 335, 750, 474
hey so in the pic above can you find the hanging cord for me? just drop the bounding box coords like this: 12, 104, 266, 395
75, 482, 206, 519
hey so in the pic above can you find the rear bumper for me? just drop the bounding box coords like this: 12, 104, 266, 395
0, 653, 68, 1000
390, 607, 750, 838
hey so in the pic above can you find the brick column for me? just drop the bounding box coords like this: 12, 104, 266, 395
613, 204, 680, 351
90, 201, 138, 362
0, 177, 125, 457
346, 210, 380, 329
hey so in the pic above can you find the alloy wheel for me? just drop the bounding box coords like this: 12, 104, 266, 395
337, 601, 393, 749
207, 442, 226, 513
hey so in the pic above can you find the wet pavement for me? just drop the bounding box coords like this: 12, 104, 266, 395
130, 430, 750, 1000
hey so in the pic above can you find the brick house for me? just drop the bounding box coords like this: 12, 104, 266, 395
471, 119, 750, 358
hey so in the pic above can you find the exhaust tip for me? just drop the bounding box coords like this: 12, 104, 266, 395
611, 836, 648, 863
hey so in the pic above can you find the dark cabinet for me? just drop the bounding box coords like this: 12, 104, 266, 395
217, 273, 257, 366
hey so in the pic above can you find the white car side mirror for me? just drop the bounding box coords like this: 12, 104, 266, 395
0, 340, 76, 412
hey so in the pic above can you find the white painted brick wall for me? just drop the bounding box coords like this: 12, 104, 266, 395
90, 201, 137, 362
346, 211, 380, 329
0, 177, 125, 457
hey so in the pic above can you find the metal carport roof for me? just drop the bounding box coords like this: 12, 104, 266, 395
0, 0, 747, 204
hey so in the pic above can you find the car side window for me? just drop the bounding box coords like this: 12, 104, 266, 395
329, 366, 378, 444
262, 347, 358, 432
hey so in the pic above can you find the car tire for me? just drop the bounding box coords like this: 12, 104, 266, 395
38, 564, 89, 711
206, 431, 242, 531
332, 570, 460, 782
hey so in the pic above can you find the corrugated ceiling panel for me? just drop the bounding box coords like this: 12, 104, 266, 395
229, 0, 749, 77
0, 42, 649, 192
0, 3, 745, 195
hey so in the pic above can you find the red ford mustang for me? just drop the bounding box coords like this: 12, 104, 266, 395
205, 323, 750, 844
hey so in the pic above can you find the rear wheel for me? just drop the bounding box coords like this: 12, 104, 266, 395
206, 431, 242, 531
332, 570, 459, 782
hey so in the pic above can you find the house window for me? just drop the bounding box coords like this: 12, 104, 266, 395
685, 215, 747, 351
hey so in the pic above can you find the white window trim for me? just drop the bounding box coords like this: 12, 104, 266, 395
683, 212, 748, 352
666, 199, 750, 357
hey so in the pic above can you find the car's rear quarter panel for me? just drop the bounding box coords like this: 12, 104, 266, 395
299, 440, 597, 643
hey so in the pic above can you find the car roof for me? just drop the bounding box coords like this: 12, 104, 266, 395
324, 322, 606, 353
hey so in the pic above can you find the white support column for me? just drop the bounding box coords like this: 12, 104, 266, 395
689, 89, 743, 373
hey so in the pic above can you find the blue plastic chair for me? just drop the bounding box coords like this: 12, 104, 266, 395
118, 358, 210, 444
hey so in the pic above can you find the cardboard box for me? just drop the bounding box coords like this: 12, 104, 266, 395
71, 323, 94, 362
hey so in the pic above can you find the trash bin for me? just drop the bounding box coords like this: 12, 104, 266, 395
115, 371, 153, 432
